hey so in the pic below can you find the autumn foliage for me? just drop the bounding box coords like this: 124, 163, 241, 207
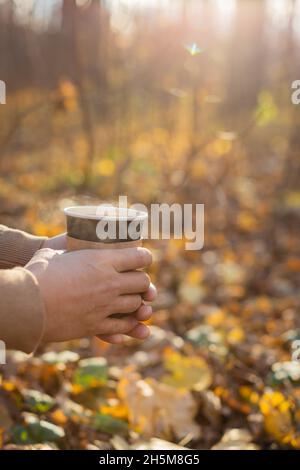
0, 0, 300, 450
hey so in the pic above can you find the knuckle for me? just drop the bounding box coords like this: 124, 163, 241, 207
110, 320, 125, 334
136, 248, 152, 266
119, 318, 136, 333
142, 248, 152, 266
109, 321, 119, 334
121, 295, 141, 312
132, 295, 142, 310
141, 273, 151, 290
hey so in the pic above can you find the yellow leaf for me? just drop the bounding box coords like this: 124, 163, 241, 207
100, 403, 128, 420
186, 267, 203, 285
162, 349, 212, 391
50, 409, 68, 425
191, 160, 206, 178
206, 308, 226, 327
96, 159, 115, 177
2, 381, 15, 392
237, 212, 258, 231
118, 367, 201, 440
208, 139, 232, 157
239, 386, 259, 405
227, 327, 245, 345
259, 391, 294, 445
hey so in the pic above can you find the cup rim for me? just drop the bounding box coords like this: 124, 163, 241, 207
63, 205, 148, 222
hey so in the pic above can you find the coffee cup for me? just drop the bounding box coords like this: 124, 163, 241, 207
64, 205, 148, 251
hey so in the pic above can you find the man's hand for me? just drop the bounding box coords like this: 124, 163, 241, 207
26, 247, 156, 344
40, 234, 157, 343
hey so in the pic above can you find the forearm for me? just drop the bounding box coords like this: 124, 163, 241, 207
0, 267, 46, 353
0, 224, 47, 269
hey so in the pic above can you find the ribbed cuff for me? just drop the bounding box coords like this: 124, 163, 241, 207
0, 225, 47, 269
0, 267, 46, 354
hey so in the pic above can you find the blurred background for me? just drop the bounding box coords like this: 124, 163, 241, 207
0, 0, 300, 451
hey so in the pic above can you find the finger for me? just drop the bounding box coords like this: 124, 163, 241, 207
98, 322, 151, 343
142, 283, 157, 302
113, 247, 152, 272
96, 334, 125, 344
112, 294, 142, 314
125, 323, 151, 340
97, 323, 151, 344
118, 271, 151, 295
100, 316, 138, 335
135, 304, 153, 321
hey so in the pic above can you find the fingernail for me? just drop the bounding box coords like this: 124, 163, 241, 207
136, 323, 150, 338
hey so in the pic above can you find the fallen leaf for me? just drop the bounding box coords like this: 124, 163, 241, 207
162, 349, 212, 391
12, 415, 65, 444
118, 367, 201, 440
73, 357, 108, 391
23, 389, 55, 413
134, 437, 188, 450
259, 390, 296, 446
212, 428, 259, 450
92, 413, 128, 435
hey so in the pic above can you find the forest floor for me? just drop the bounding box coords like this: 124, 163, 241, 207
1, 195, 300, 450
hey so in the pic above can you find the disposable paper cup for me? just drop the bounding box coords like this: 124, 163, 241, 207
64, 205, 148, 251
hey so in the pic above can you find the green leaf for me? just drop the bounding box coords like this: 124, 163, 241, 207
12, 416, 65, 444
255, 91, 278, 127
23, 389, 55, 413
92, 413, 128, 435
73, 357, 108, 389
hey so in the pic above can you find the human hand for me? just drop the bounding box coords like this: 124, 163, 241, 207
41, 233, 157, 342
99, 282, 157, 344
26, 247, 154, 343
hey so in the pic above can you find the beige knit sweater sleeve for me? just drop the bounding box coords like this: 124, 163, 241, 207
0, 224, 47, 269
0, 225, 47, 353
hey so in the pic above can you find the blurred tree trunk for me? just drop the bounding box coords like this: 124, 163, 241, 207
61, 0, 96, 189
85, 1, 109, 105
224, 0, 267, 116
